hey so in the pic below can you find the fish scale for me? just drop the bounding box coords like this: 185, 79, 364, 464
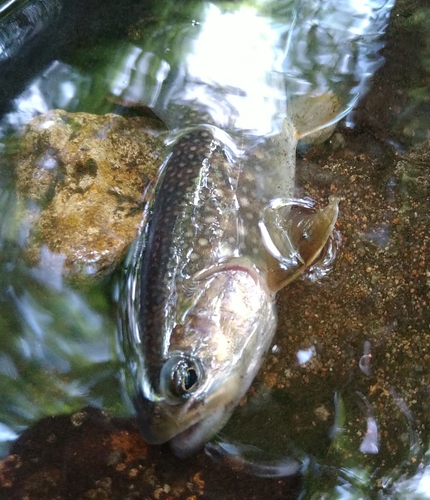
139, 127, 243, 381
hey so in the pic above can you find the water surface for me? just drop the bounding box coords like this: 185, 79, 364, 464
1, 0, 430, 498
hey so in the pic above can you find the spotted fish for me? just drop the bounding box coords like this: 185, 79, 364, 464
116, 94, 345, 457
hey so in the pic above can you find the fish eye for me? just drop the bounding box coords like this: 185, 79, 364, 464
160, 356, 203, 403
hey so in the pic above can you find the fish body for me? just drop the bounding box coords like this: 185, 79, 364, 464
119, 127, 278, 456
117, 96, 343, 457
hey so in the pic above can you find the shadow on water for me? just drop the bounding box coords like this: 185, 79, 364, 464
0, 0, 158, 115
1, 0, 430, 498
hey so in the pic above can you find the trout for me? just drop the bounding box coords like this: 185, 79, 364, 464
116, 94, 345, 457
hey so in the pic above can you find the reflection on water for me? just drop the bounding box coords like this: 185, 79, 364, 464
0, 186, 123, 457
2, 0, 430, 498
205, 439, 306, 478
0, 0, 62, 64
0, 61, 89, 135
109, 0, 394, 134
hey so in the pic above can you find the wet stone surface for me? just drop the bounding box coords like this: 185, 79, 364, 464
0, 407, 301, 500
11, 109, 164, 284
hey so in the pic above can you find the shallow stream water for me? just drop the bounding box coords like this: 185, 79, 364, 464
1, 0, 430, 498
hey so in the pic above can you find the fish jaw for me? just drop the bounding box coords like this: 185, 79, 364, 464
133, 266, 277, 457
134, 369, 243, 457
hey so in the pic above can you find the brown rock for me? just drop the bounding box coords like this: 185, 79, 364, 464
0, 407, 301, 499
12, 109, 165, 284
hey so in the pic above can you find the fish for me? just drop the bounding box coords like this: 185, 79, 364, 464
116, 93, 348, 457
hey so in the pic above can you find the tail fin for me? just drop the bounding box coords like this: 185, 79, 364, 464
287, 92, 358, 143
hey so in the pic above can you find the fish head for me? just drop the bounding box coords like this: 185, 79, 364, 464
134, 264, 277, 457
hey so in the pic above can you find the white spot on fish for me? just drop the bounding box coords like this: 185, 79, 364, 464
198, 238, 208, 247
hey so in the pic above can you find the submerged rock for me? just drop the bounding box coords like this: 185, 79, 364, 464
12, 109, 164, 283
395, 139, 430, 198
0, 407, 301, 500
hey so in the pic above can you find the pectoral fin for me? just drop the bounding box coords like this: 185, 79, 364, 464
284, 197, 339, 265
262, 197, 339, 293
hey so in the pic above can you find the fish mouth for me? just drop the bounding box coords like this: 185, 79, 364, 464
134, 376, 241, 455
169, 406, 229, 458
